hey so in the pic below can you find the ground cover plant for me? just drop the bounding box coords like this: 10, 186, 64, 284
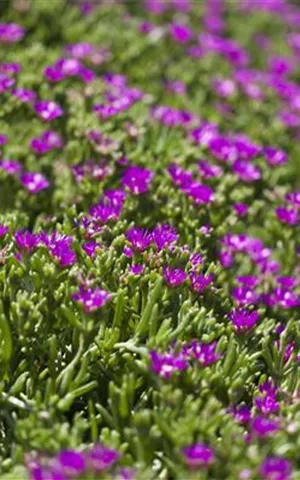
0, 0, 300, 478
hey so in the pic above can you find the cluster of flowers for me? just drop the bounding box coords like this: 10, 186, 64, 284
26, 445, 133, 480
0, 0, 299, 478
150, 340, 220, 378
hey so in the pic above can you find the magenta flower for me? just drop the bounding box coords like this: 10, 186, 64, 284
285, 191, 300, 208
170, 23, 192, 44
130, 264, 144, 275
126, 227, 152, 252
57, 450, 86, 476
31, 130, 63, 154
39, 231, 76, 267
34, 100, 63, 121
65, 42, 94, 58
260, 457, 292, 480
165, 80, 186, 95
189, 252, 204, 268
21, 173, 49, 193
0, 74, 15, 94
186, 341, 220, 366
229, 309, 259, 333
276, 206, 298, 225
212, 77, 236, 97
190, 272, 214, 294
251, 416, 279, 437
198, 159, 222, 179
121, 166, 153, 195
220, 250, 233, 268
168, 164, 193, 188
150, 350, 188, 379
0, 23, 25, 43
232, 286, 258, 306
232, 160, 261, 182
88, 445, 120, 472
233, 203, 249, 217
73, 285, 111, 313
185, 181, 215, 205
0, 134, 7, 146
255, 394, 280, 416
0, 225, 8, 237
152, 224, 178, 251
11, 88, 36, 103
182, 443, 214, 468
264, 147, 287, 166
0, 62, 21, 75
82, 241, 98, 258
231, 405, 251, 424
0, 159, 22, 175
15, 231, 39, 252
163, 266, 187, 287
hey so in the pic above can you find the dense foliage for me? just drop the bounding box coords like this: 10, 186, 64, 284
0, 0, 300, 478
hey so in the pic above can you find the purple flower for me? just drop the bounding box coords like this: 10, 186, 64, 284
268, 56, 293, 76
232, 160, 261, 182
170, 23, 192, 44
255, 382, 280, 415
11, 88, 36, 103
130, 264, 144, 275
237, 275, 259, 288
182, 443, 214, 468
121, 166, 153, 195
152, 224, 178, 251
57, 450, 86, 476
89, 189, 125, 224
251, 416, 279, 437
82, 241, 98, 258
264, 147, 287, 166
260, 457, 292, 480
233, 203, 248, 217
232, 286, 258, 306
15, 231, 39, 252
21, 173, 49, 194
0, 134, 7, 146
220, 250, 233, 268
0, 225, 8, 237
165, 80, 186, 95
190, 272, 213, 294
0, 62, 21, 76
0, 23, 25, 43
65, 42, 94, 58
285, 191, 300, 208
212, 77, 236, 97
198, 160, 222, 179
150, 350, 188, 379
31, 131, 63, 154
34, 100, 63, 121
117, 468, 136, 480
187, 341, 220, 366
44, 65, 65, 83
185, 181, 215, 205
229, 309, 259, 333
0, 74, 15, 94
189, 252, 204, 268
168, 164, 193, 188
73, 286, 111, 313
163, 266, 187, 287
0, 159, 22, 175
276, 206, 298, 225
88, 445, 120, 472
232, 405, 251, 424
40, 231, 76, 267
126, 227, 152, 252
